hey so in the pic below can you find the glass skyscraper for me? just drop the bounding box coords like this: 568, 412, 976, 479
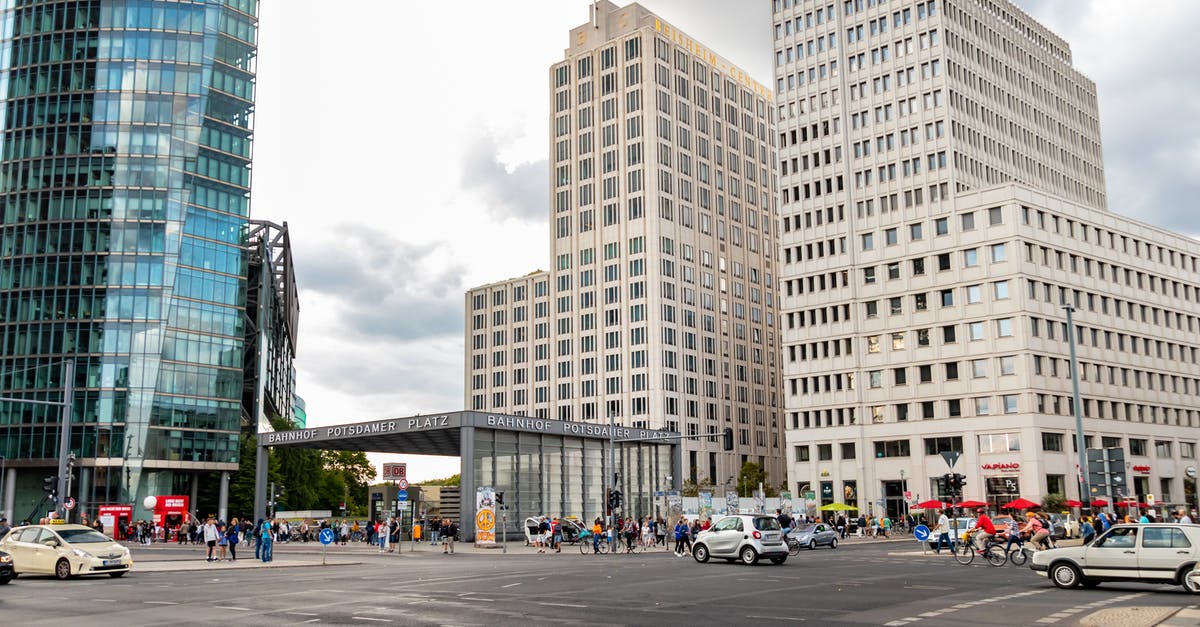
0, 0, 259, 523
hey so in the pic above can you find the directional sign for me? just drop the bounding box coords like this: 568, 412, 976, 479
397, 489, 408, 502
913, 524, 931, 542
398, 478, 409, 490
63, 497, 76, 511
940, 451, 961, 469
319, 528, 335, 545
1188, 466, 1197, 479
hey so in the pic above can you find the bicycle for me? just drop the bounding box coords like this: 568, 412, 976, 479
953, 531, 1007, 567
578, 531, 611, 555
785, 535, 803, 557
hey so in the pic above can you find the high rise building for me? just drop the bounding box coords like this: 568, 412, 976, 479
0, 1, 290, 524
775, 0, 1199, 517
466, 1, 786, 497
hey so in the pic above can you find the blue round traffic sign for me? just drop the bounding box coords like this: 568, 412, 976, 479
319, 528, 335, 545
397, 489, 408, 502
913, 524, 931, 542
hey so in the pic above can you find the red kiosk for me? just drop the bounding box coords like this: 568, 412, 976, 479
144, 495, 190, 541
98, 504, 134, 540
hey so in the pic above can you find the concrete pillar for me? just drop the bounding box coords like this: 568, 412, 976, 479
218, 471, 230, 523
190, 473, 199, 518
253, 444, 268, 522
3, 467, 15, 524
459, 426, 475, 542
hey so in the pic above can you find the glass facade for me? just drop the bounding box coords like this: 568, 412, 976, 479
472, 428, 671, 540
0, 0, 258, 519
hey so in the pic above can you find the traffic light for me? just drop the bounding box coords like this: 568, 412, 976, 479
722, 427, 734, 451
954, 474, 966, 490
942, 473, 953, 489
607, 489, 623, 511
43, 475, 58, 495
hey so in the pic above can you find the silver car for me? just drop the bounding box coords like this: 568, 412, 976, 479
692, 514, 788, 565
791, 523, 839, 550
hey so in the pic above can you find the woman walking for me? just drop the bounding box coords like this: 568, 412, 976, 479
225, 518, 239, 561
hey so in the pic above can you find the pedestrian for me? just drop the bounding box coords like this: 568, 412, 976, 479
430, 517, 440, 546
0, 517, 10, 539
260, 517, 274, 562
552, 517, 563, 553
673, 518, 687, 556
592, 517, 603, 553
226, 517, 239, 561
217, 520, 228, 560
1079, 516, 1095, 544
254, 518, 265, 559
934, 509, 954, 554
880, 516, 892, 538
445, 519, 457, 554
389, 517, 400, 552
835, 514, 846, 539
655, 517, 666, 547
378, 518, 389, 553
202, 516, 220, 562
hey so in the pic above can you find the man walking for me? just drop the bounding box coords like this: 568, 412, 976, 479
202, 516, 220, 562
934, 509, 955, 554
260, 517, 274, 562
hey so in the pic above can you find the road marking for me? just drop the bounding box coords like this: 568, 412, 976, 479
882, 589, 1051, 625
1033, 592, 1148, 624
144, 601, 178, 605
462, 598, 496, 602
903, 585, 953, 590
352, 617, 392, 623
216, 606, 251, 611
92, 599, 117, 603
286, 612, 319, 617
536, 602, 587, 608
746, 616, 805, 622
502, 582, 522, 588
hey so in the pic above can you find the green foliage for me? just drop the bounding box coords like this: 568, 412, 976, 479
736, 462, 779, 497
1042, 493, 1067, 512
419, 474, 461, 487
681, 477, 714, 497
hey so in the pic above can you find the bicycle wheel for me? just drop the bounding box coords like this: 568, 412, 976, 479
580, 538, 592, 555
984, 545, 1007, 567
598, 539, 610, 554
1008, 546, 1028, 566
788, 539, 802, 557
953, 542, 975, 565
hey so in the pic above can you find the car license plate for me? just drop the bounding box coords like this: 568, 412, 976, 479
103, 560, 119, 567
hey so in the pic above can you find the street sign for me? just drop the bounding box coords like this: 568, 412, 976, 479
397, 489, 408, 502
803, 491, 816, 500
1188, 466, 1197, 479
396, 501, 409, 511
63, 497, 76, 511
913, 525, 931, 542
1147, 494, 1156, 506
653, 491, 665, 497
903, 491, 913, 501
319, 528, 335, 545
398, 478, 409, 490
940, 451, 961, 469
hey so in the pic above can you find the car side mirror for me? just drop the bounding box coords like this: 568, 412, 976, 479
42, 538, 59, 547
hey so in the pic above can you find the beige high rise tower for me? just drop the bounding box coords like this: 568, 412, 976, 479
776, 0, 1200, 518
466, 1, 785, 494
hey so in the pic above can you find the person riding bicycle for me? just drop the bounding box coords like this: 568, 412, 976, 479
1020, 511, 1051, 550
776, 508, 794, 540
969, 509, 996, 553
1001, 515, 1022, 555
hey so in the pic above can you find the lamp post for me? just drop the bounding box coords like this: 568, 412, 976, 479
1064, 305, 1090, 508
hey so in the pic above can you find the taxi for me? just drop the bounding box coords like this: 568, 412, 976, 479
0, 524, 132, 580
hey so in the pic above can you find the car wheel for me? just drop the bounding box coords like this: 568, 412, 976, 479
830, 538, 838, 549
54, 558, 72, 580
1050, 562, 1082, 589
808, 539, 816, 550
692, 544, 710, 563
108, 571, 126, 578
1183, 566, 1200, 594
769, 556, 787, 565
740, 546, 759, 565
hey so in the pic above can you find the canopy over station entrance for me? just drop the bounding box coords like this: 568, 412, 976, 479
257, 411, 681, 541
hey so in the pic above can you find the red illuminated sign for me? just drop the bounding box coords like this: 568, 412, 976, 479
981, 462, 1021, 472
1132, 465, 1151, 474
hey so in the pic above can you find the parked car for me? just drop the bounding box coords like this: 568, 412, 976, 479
925, 517, 977, 549
791, 523, 838, 550
0, 549, 12, 584
1047, 513, 1078, 539
692, 514, 788, 565
0, 524, 131, 580
1030, 523, 1200, 592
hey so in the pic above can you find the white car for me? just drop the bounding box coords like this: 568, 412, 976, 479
692, 514, 788, 565
0, 524, 132, 580
1030, 523, 1200, 592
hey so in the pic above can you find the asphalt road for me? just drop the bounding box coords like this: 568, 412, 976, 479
0, 540, 1192, 626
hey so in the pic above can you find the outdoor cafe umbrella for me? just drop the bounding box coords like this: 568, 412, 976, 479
818, 502, 859, 511
1064, 500, 1084, 508
1090, 499, 1109, 507
914, 499, 949, 509
954, 500, 988, 509
1002, 497, 1040, 510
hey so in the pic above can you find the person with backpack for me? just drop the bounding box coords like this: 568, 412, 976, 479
225, 517, 239, 561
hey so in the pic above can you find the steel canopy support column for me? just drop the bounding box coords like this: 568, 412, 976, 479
218, 471, 230, 522
254, 444, 268, 522
459, 426, 475, 543
3, 467, 15, 523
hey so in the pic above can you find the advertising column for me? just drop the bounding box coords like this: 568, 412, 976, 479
475, 487, 496, 546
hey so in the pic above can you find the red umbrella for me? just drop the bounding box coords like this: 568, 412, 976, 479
1002, 497, 1041, 510
1115, 500, 1148, 508
1090, 499, 1109, 507
1064, 500, 1083, 508
915, 499, 949, 509
954, 500, 988, 509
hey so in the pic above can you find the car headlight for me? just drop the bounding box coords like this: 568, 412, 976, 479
71, 548, 93, 559
115, 544, 130, 557
0, 554, 11, 563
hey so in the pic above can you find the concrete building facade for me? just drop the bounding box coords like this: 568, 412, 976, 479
773, 0, 1198, 518
466, 1, 786, 489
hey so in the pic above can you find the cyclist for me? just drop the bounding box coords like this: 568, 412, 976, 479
1019, 511, 1051, 551
968, 509, 996, 554
1001, 515, 1022, 555
776, 508, 794, 541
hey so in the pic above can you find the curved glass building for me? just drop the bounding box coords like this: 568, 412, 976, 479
0, 0, 259, 523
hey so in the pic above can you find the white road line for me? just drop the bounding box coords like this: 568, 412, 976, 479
144, 601, 178, 605
502, 582, 522, 588
286, 612, 319, 617
215, 606, 251, 611
746, 616, 805, 622
352, 618, 392, 623
536, 602, 588, 608
92, 599, 116, 603
462, 598, 496, 602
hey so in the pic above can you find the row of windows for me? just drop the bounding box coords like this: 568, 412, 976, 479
1033, 353, 1200, 400
789, 354, 1017, 393
1029, 315, 1199, 366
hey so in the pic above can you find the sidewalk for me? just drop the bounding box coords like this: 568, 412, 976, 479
1156, 606, 1200, 627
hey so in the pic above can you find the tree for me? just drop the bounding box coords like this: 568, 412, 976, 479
321, 450, 373, 515
681, 477, 714, 497
1042, 493, 1067, 512
419, 474, 460, 487
736, 462, 779, 497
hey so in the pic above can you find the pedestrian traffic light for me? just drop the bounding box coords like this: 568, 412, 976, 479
722, 427, 734, 451
43, 475, 58, 495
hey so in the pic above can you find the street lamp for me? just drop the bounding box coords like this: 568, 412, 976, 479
1064, 304, 1089, 508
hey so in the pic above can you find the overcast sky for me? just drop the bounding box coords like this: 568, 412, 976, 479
251, 0, 1200, 482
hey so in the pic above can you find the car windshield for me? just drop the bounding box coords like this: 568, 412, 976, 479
795, 524, 816, 533
56, 529, 111, 544
753, 517, 782, 531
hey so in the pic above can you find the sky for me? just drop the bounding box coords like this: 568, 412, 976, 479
250, 0, 1200, 483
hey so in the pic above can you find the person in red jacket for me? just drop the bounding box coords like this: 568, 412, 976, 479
969, 509, 996, 553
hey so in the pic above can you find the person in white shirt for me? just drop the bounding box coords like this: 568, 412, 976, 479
1176, 510, 1194, 525
202, 517, 220, 562
934, 510, 955, 554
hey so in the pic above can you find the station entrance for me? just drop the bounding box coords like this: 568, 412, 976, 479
258, 411, 680, 542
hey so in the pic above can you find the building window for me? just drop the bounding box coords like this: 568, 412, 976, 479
874, 439, 911, 458
924, 436, 963, 456
1182, 442, 1196, 459
841, 442, 857, 459
974, 397, 990, 415
1002, 395, 1018, 414
1156, 440, 1173, 458
1046, 474, 1065, 496
990, 243, 1007, 262
1129, 438, 1148, 456
818, 444, 834, 461
978, 432, 1020, 453
1042, 433, 1064, 451
795, 445, 811, 462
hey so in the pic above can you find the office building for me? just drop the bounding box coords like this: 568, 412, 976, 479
0, 1, 291, 524
774, 0, 1198, 517
466, 1, 786, 499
